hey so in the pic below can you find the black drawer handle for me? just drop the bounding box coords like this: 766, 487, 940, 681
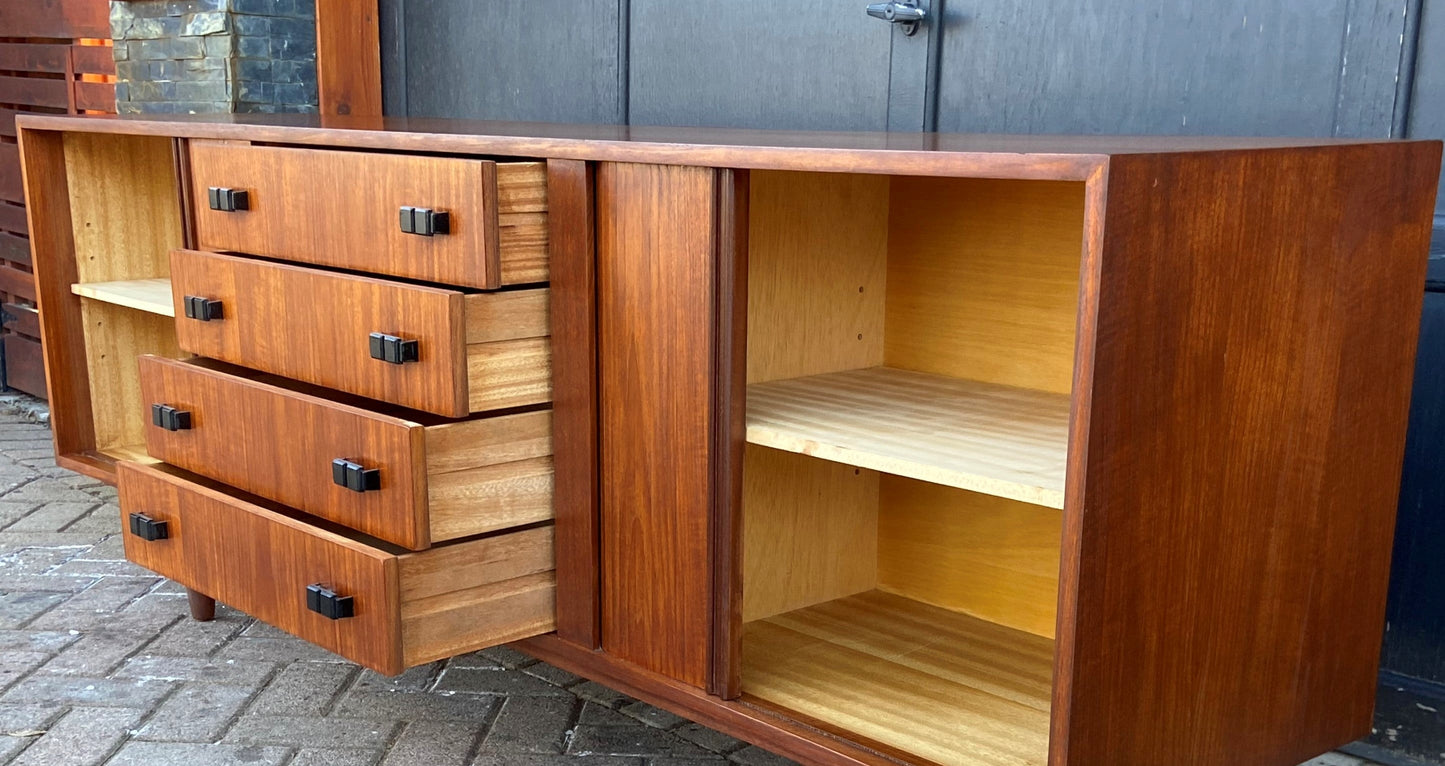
207, 187, 249, 212
332, 458, 380, 493
150, 403, 192, 432
183, 295, 223, 322
306, 584, 354, 620
399, 206, 449, 237
128, 512, 169, 541
368, 332, 419, 365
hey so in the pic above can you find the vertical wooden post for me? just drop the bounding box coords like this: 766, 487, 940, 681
314, 0, 383, 117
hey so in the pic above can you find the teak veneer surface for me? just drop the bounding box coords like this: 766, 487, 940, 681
746, 367, 1069, 508
118, 461, 557, 675
743, 590, 1052, 766
19, 113, 1418, 181
189, 140, 548, 289
139, 356, 553, 550
169, 249, 551, 417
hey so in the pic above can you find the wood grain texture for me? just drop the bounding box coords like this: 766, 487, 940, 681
742, 447, 878, 623
80, 300, 183, 459
2, 334, 45, 399
885, 177, 1085, 395
120, 462, 557, 675
169, 249, 550, 417
189, 141, 547, 289
877, 477, 1061, 639
743, 591, 1052, 766
64, 132, 183, 284
315, 0, 382, 117
71, 278, 173, 316
546, 159, 601, 648
140, 355, 554, 549
1054, 144, 1442, 766
745, 171, 887, 384
18, 128, 93, 473
598, 162, 718, 688
747, 368, 1069, 509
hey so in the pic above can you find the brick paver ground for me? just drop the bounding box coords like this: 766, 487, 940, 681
0, 407, 1383, 766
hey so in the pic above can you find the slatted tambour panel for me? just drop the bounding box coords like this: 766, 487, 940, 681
745, 367, 1069, 509
0, 0, 116, 396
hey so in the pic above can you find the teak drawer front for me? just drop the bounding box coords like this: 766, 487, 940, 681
139, 356, 555, 551
188, 140, 548, 289
118, 462, 557, 675
170, 249, 552, 417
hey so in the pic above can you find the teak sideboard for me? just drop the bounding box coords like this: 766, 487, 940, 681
15, 114, 1441, 766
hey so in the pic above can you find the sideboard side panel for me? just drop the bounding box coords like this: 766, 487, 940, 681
1059, 143, 1442, 766
597, 162, 720, 688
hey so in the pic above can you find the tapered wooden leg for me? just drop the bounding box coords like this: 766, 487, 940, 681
186, 588, 216, 622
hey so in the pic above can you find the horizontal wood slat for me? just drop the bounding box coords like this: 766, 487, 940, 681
70, 45, 115, 76
74, 80, 113, 112
0, 43, 109, 74
0, 75, 69, 109
0, 0, 111, 40
0, 202, 27, 235
2, 302, 39, 337
0, 264, 35, 302
2, 333, 44, 397
0, 143, 21, 204
0, 232, 30, 266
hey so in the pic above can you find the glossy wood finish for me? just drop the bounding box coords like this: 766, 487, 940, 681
169, 249, 551, 417
315, 0, 382, 117
1053, 144, 1442, 766
189, 141, 548, 289
547, 159, 601, 648
119, 461, 556, 675
597, 163, 720, 688
139, 356, 553, 550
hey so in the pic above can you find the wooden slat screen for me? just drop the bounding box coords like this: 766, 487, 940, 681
0, 0, 117, 396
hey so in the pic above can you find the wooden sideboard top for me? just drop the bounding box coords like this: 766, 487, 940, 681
16, 112, 1429, 181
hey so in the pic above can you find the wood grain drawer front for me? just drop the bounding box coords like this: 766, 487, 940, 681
138, 356, 554, 551
170, 249, 552, 417
188, 140, 548, 289
117, 462, 556, 675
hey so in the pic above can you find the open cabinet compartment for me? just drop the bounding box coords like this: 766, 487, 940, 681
740, 171, 1086, 766
25, 130, 187, 476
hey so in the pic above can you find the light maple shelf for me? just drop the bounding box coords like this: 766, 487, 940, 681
745, 367, 1069, 509
742, 590, 1053, 766
71, 278, 174, 317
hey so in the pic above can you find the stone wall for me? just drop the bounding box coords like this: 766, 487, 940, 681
110, 0, 318, 115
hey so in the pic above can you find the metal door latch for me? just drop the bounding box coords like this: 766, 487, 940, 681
866, 1, 925, 35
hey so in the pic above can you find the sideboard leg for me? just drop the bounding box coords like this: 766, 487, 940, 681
186, 588, 216, 622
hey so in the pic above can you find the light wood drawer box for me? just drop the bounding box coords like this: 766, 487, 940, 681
188, 140, 548, 289
118, 461, 556, 675
139, 356, 553, 551
170, 249, 551, 418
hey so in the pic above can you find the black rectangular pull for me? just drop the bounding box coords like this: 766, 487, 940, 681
331, 458, 380, 493
306, 584, 354, 620
399, 206, 449, 237
207, 187, 249, 212
150, 403, 192, 432
368, 332, 419, 365
128, 512, 169, 541
183, 295, 223, 322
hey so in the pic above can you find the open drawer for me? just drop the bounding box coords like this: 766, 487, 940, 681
170, 248, 551, 417
118, 461, 555, 675
188, 140, 548, 289
138, 355, 553, 551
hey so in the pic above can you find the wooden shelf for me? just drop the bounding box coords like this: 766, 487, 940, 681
71, 279, 174, 317
746, 367, 1069, 508
743, 590, 1052, 766
100, 443, 160, 465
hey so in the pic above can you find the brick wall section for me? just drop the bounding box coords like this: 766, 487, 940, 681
110, 0, 318, 114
